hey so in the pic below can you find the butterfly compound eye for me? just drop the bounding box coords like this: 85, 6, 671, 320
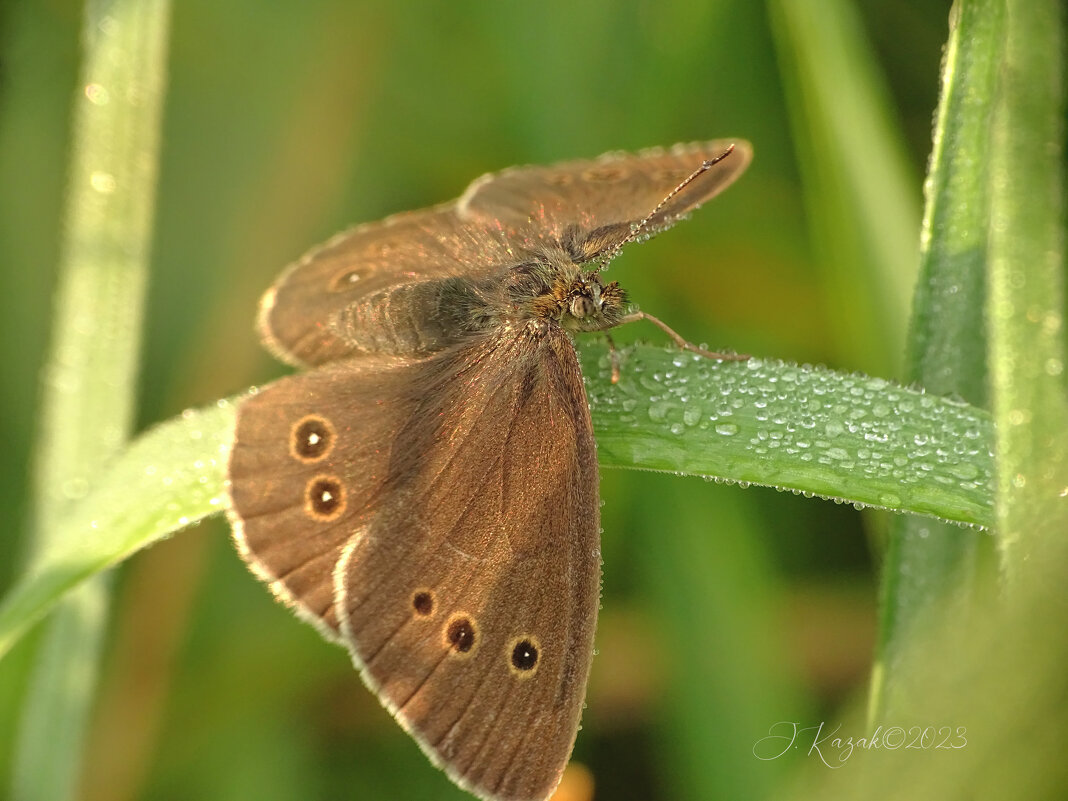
569, 295, 596, 319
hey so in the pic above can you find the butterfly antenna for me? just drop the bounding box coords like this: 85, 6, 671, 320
595, 143, 736, 272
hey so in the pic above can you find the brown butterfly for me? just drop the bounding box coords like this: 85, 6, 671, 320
226, 140, 752, 801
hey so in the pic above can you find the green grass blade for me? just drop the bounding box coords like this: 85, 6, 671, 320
987, 0, 1068, 576
767, 0, 921, 375
0, 402, 231, 664
14, 1, 171, 799
583, 345, 993, 527
873, 0, 1003, 720
906, 2, 1000, 400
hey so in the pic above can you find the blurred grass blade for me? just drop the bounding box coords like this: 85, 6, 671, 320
787, 547, 1068, 801
986, 0, 1068, 576
767, 0, 921, 375
872, 0, 1003, 720
636, 483, 803, 799
0, 402, 231, 663
15, 1, 171, 799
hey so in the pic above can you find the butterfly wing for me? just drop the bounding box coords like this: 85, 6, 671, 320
227, 324, 600, 801
260, 141, 751, 369
258, 206, 525, 368
458, 139, 752, 259
228, 352, 424, 643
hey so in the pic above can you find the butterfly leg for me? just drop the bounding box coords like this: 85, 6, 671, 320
604, 333, 623, 384
619, 310, 749, 362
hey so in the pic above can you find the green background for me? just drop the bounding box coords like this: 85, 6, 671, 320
0, 2, 959, 800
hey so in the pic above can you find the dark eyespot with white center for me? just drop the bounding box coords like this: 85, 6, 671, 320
330, 265, 374, 292
290, 415, 334, 462
508, 636, 541, 677
444, 614, 478, 656
305, 475, 345, 521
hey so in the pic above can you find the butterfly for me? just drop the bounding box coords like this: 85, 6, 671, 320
226, 140, 751, 801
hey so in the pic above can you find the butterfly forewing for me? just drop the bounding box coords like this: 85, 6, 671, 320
259, 206, 523, 368
260, 140, 752, 369
458, 139, 752, 257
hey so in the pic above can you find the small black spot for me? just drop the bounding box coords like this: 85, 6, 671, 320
511, 639, 539, 671
292, 416, 333, 461
446, 617, 476, 653
412, 591, 434, 617
306, 476, 343, 519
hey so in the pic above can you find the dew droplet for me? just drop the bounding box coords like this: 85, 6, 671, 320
84, 83, 109, 104
90, 171, 116, 193
648, 400, 677, 422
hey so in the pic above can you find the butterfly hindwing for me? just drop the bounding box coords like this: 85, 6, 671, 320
335, 325, 599, 801
228, 352, 429, 640
228, 324, 600, 801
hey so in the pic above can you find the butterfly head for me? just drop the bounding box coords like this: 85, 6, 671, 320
507, 256, 628, 334
549, 266, 628, 334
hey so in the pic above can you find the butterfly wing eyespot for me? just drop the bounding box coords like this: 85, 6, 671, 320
508, 636, 542, 678
444, 614, 480, 656
329, 264, 376, 292
411, 589, 436, 617
289, 415, 335, 462
304, 475, 346, 521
